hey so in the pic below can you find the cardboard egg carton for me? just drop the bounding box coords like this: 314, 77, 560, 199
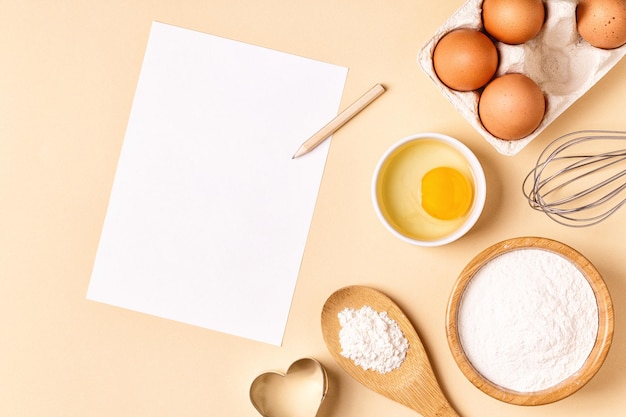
418, 0, 626, 156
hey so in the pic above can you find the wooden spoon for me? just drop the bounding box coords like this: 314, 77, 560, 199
321, 285, 461, 417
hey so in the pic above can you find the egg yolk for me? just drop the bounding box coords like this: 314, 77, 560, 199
421, 167, 473, 220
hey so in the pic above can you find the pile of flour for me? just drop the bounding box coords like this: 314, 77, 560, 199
457, 248, 599, 392
338, 306, 409, 374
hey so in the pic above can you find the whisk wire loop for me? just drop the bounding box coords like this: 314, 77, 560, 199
523, 130, 626, 227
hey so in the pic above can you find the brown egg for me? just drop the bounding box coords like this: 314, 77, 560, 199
577, 0, 626, 49
478, 73, 546, 141
483, 0, 545, 44
433, 28, 498, 91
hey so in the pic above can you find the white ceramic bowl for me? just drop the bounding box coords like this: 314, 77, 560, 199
372, 133, 486, 246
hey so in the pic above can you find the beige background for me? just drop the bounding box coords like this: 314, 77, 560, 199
1, 0, 625, 416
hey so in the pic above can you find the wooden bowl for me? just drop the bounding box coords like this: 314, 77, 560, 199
446, 236, 614, 405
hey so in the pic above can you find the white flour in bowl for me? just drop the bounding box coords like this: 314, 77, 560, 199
457, 248, 599, 392
338, 306, 409, 373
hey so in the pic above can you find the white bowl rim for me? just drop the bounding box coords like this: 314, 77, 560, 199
371, 132, 486, 247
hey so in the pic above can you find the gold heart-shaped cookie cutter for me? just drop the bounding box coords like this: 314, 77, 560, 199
250, 358, 328, 417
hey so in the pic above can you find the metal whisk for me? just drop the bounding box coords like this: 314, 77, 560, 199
523, 130, 626, 227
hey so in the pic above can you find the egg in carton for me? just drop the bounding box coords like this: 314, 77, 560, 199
418, 0, 626, 156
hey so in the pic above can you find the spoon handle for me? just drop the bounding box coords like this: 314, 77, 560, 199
392, 369, 461, 417
407, 396, 460, 417
432, 402, 461, 417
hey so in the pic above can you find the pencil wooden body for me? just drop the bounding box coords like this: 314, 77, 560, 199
292, 83, 385, 158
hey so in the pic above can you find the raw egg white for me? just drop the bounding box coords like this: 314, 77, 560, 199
577, 0, 626, 49
478, 73, 545, 141
482, 0, 545, 44
433, 28, 498, 91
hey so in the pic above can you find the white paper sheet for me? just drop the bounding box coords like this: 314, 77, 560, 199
87, 22, 348, 345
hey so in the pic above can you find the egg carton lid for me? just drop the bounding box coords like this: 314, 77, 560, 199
418, 0, 626, 156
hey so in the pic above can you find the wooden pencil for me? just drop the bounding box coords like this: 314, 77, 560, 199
292, 83, 385, 158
